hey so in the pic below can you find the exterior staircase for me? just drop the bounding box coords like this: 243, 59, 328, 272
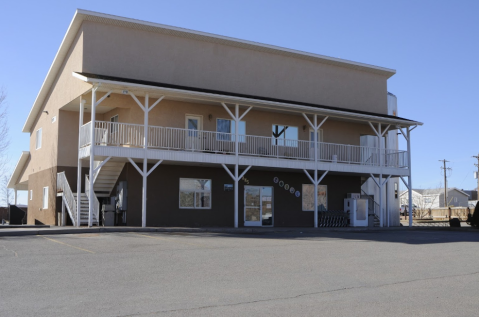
361, 190, 380, 227
72, 193, 97, 225
57, 160, 125, 226
93, 161, 125, 195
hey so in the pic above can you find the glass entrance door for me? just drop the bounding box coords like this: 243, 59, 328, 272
244, 186, 273, 227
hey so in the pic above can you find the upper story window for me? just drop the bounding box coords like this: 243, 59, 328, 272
216, 119, 245, 142
110, 115, 119, 133
35, 128, 42, 150
272, 125, 298, 147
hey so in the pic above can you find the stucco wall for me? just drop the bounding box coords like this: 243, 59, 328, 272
27, 27, 90, 178
81, 21, 389, 114
27, 167, 57, 225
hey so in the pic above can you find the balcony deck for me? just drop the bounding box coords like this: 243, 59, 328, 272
79, 121, 409, 176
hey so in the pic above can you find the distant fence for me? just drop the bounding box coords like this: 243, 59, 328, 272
414, 207, 472, 221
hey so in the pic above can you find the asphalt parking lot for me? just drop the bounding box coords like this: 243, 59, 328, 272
1, 229, 478, 317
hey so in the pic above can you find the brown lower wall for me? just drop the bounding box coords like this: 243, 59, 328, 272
27, 167, 57, 225
115, 164, 361, 227
28, 163, 361, 227
26, 166, 89, 225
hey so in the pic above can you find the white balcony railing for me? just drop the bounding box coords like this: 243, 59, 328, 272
57, 171, 77, 226
80, 121, 408, 168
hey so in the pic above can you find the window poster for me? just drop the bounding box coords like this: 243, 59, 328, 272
302, 184, 327, 211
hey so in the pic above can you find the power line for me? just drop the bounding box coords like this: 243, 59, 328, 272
439, 159, 452, 207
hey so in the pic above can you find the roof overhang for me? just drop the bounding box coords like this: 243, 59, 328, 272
7, 151, 30, 190
22, 8, 397, 133
74, 72, 422, 127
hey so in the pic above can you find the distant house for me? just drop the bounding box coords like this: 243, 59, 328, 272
400, 188, 470, 209
461, 190, 477, 201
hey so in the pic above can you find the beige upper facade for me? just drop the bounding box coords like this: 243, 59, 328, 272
81, 20, 389, 114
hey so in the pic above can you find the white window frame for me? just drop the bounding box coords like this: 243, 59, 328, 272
30, 190, 32, 201
36, 128, 42, 150
179, 178, 212, 209
272, 124, 298, 147
216, 118, 246, 142
302, 184, 328, 211
42, 187, 49, 209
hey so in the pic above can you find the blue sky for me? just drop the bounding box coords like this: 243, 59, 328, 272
1, 0, 478, 204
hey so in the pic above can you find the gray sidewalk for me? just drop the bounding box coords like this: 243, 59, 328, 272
0, 224, 476, 237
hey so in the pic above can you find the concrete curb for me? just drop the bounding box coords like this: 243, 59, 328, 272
0, 225, 477, 237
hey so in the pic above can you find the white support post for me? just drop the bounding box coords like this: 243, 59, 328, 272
383, 175, 392, 228
313, 115, 318, 227
220, 103, 254, 228
127, 93, 154, 226
407, 127, 413, 227
14, 189, 17, 205
128, 93, 164, 228
379, 173, 383, 227
88, 87, 97, 227
222, 164, 251, 228
235, 105, 239, 228
77, 99, 85, 227
303, 113, 329, 228
378, 124, 383, 227
142, 94, 149, 227
61, 197, 66, 226
234, 164, 239, 228
304, 169, 328, 228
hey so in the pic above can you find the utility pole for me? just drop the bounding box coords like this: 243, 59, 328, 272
439, 159, 452, 207
473, 154, 479, 201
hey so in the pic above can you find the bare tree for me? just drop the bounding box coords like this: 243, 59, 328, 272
0, 89, 9, 175
400, 187, 441, 219
0, 89, 10, 207
0, 175, 12, 207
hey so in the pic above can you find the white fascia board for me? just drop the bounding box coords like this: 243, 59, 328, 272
75, 73, 423, 127
7, 151, 30, 189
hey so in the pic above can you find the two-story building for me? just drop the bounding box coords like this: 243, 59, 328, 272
7, 9, 422, 228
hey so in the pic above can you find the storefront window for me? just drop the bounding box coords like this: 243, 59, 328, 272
302, 184, 327, 211
179, 178, 212, 209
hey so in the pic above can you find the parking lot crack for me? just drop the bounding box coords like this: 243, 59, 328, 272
0, 245, 18, 257
122, 271, 479, 316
